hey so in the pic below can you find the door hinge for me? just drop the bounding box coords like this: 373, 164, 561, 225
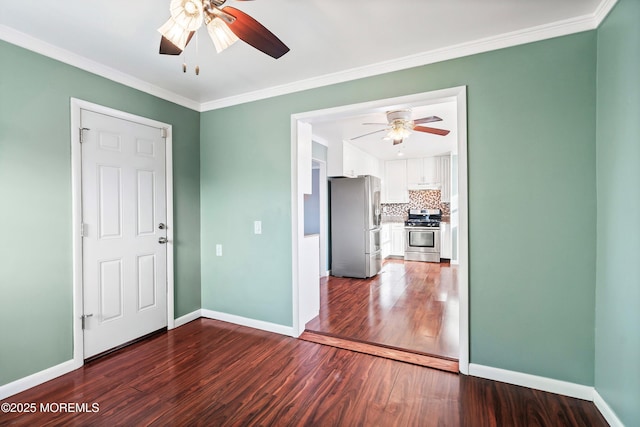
80, 313, 93, 329
81, 313, 93, 329
80, 222, 87, 237
79, 127, 90, 143
161, 128, 167, 138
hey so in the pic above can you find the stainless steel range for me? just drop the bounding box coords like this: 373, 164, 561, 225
404, 209, 441, 263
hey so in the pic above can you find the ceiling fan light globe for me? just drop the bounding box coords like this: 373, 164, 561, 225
158, 17, 192, 50
207, 17, 239, 53
387, 124, 411, 141
170, 0, 204, 31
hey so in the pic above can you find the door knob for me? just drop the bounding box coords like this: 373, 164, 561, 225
159, 237, 168, 244
158, 223, 166, 230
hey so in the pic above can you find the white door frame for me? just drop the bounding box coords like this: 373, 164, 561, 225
311, 158, 329, 277
290, 86, 470, 374
70, 98, 174, 366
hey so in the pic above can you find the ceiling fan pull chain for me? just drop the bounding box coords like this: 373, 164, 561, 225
195, 32, 200, 75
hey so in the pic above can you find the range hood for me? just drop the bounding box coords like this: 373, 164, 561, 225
408, 182, 441, 190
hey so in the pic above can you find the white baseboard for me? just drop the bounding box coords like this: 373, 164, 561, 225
467, 364, 627, 424
468, 363, 594, 401
0, 359, 81, 401
174, 309, 202, 328
593, 389, 624, 427
201, 309, 295, 337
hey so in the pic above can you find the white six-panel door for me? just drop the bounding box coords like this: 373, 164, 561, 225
81, 109, 167, 358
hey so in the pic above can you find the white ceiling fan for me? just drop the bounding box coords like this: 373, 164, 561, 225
351, 109, 450, 145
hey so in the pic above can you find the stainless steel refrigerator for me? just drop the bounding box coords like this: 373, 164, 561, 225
330, 175, 382, 278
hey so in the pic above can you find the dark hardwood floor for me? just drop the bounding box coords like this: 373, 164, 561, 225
306, 259, 459, 359
0, 319, 606, 426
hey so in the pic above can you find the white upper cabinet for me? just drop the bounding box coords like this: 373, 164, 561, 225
403, 154, 452, 201
383, 159, 409, 203
407, 156, 441, 189
328, 140, 381, 178
406, 158, 424, 186
341, 142, 359, 177
424, 157, 441, 184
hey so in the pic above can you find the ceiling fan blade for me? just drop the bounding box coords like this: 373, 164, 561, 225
362, 122, 389, 126
414, 125, 450, 136
393, 138, 403, 145
222, 6, 289, 59
159, 32, 195, 55
413, 116, 443, 124
350, 128, 388, 141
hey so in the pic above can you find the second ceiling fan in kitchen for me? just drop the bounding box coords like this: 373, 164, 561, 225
351, 110, 450, 145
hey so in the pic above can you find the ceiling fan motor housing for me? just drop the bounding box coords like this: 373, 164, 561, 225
387, 110, 414, 137
386, 110, 412, 123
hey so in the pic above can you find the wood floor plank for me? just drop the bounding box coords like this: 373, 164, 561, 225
306, 259, 460, 359
299, 331, 459, 373
0, 319, 607, 427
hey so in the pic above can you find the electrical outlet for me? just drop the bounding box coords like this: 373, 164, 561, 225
254, 221, 262, 235
216, 244, 222, 256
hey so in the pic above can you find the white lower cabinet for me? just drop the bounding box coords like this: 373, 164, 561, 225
381, 224, 391, 259
440, 222, 452, 259
390, 224, 406, 257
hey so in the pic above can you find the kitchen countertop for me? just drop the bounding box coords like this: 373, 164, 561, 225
382, 215, 451, 224
381, 215, 406, 224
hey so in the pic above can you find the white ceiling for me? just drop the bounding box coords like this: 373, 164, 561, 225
0, 0, 610, 111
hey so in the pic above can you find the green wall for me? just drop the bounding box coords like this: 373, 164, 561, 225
595, 0, 640, 424
0, 41, 201, 386
2, 19, 618, 396
200, 32, 597, 385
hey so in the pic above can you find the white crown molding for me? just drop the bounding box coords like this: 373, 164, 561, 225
593, 390, 624, 427
593, 0, 619, 26
200, 3, 616, 112
0, 25, 200, 112
1, 0, 618, 113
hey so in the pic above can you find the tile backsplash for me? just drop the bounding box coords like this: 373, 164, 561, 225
382, 190, 450, 217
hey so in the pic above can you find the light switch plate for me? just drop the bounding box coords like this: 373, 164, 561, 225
254, 221, 262, 235
216, 244, 222, 256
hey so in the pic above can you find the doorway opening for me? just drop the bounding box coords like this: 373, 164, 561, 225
291, 86, 469, 373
